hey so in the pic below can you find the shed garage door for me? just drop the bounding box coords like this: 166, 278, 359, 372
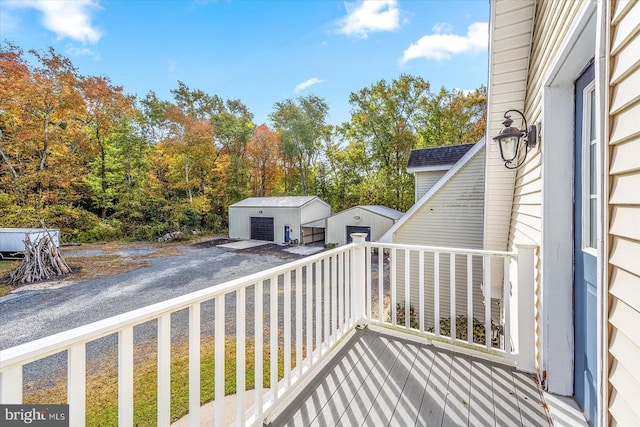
250, 217, 274, 241
346, 226, 371, 243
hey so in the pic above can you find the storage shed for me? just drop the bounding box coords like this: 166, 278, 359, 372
0, 228, 61, 260
326, 205, 403, 246
228, 196, 331, 244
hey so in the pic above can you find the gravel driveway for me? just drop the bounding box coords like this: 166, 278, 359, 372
0, 238, 310, 383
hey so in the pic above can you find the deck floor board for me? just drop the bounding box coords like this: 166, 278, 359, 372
268, 328, 551, 427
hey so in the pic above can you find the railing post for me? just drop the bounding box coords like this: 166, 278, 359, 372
351, 233, 368, 326
515, 243, 537, 373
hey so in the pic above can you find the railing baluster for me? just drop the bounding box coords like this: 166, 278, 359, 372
284, 271, 291, 389
270, 276, 278, 403
158, 313, 171, 427
405, 249, 411, 330
215, 296, 225, 426
189, 304, 201, 427
338, 252, 343, 334
68, 344, 86, 427
434, 252, 440, 337
467, 255, 474, 346
254, 280, 263, 418
236, 287, 246, 426
324, 259, 330, 352
366, 245, 372, 321
0, 366, 22, 404
315, 262, 321, 361
118, 326, 133, 426
305, 264, 312, 370
450, 253, 456, 343
503, 257, 511, 352
391, 248, 397, 326
484, 256, 492, 350
296, 266, 303, 378
345, 250, 351, 327
419, 250, 425, 333
332, 254, 338, 343
378, 248, 383, 323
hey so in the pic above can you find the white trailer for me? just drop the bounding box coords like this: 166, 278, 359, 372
0, 228, 61, 260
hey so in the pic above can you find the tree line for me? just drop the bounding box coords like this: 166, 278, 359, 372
0, 42, 485, 242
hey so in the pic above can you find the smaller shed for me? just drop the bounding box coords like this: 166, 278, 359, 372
228, 196, 331, 244
326, 205, 403, 246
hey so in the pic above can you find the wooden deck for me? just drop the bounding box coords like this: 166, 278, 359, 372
269, 327, 551, 426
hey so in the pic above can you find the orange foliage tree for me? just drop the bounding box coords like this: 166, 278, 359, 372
246, 125, 282, 196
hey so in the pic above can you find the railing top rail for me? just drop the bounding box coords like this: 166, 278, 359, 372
368, 241, 516, 258
0, 243, 357, 370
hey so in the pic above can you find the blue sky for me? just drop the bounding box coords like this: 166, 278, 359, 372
1, 0, 490, 126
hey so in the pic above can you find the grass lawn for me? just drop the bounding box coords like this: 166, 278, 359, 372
0, 260, 19, 296
24, 336, 292, 426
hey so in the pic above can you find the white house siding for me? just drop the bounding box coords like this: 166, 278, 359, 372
415, 170, 447, 202
484, 0, 535, 255
393, 147, 485, 329
607, 1, 640, 425
499, 0, 584, 377
326, 207, 396, 247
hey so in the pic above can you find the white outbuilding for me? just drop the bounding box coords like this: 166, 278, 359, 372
326, 205, 403, 246
228, 196, 331, 244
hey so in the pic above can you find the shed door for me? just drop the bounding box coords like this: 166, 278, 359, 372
250, 217, 274, 241
574, 62, 597, 423
346, 226, 371, 243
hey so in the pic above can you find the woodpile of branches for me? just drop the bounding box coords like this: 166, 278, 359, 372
10, 227, 72, 285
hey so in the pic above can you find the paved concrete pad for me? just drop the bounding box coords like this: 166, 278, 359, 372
218, 240, 271, 250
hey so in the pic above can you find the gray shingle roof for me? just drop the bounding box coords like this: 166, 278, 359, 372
407, 143, 476, 169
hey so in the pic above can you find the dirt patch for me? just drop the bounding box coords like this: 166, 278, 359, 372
237, 243, 323, 259
189, 237, 238, 249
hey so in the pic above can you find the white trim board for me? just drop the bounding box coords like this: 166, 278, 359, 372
540, 1, 598, 397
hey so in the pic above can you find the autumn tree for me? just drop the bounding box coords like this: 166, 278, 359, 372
270, 95, 330, 195
340, 74, 430, 211
246, 125, 281, 196
418, 86, 487, 147
0, 44, 87, 208
82, 76, 136, 217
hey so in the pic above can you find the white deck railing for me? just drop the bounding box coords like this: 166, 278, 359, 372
0, 235, 536, 426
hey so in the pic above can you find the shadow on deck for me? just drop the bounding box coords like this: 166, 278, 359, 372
269, 327, 551, 426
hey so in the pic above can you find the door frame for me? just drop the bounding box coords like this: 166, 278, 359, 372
540, 2, 605, 411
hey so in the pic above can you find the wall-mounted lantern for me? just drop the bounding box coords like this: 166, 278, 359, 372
493, 109, 537, 169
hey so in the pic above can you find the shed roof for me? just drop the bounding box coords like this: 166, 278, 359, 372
230, 196, 323, 208
331, 205, 404, 221
407, 143, 475, 172
359, 205, 404, 220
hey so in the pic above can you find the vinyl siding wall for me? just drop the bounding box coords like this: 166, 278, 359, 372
393, 147, 485, 328
415, 170, 447, 202
504, 0, 584, 374
607, 1, 640, 425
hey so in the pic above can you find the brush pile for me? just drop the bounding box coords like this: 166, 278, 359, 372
10, 224, 71, 285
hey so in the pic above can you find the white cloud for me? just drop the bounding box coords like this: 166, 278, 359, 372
336, 0, 400, 39
7, 0, 103, 44
294, 78, 325, 93
66, 45, 100, 60
401, 22, 488, 62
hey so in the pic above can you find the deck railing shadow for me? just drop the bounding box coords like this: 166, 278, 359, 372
0, 234, 537, 426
